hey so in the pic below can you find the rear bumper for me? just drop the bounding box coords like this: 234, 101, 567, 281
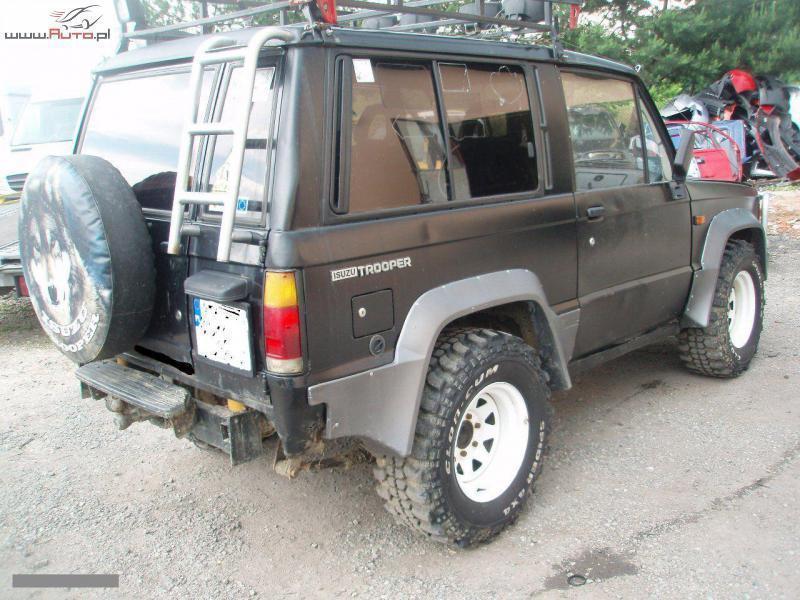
93, 351, 323, 458
77, 359, 268, 465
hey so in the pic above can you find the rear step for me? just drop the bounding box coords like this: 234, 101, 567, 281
76, 360, 265, 465
76, 360, 188, 418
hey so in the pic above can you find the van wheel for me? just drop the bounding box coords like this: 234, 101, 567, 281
373, 328, 552, 546
678, 240, 764, 377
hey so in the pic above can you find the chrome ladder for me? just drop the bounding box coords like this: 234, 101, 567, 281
167, 27, 293, 263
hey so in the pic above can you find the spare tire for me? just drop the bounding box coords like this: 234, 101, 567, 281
19, 155, 155, 364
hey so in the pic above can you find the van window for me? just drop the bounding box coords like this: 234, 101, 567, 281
438, 63, 538, 199
12, 98, 83, 146
345, 59, 448, 213
82, 71, 196, 212
561, 72, 645, 191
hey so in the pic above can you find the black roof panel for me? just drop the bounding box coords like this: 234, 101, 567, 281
95, 25, 635, 76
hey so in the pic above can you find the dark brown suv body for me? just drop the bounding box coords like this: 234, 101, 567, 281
23, 24, 766, 544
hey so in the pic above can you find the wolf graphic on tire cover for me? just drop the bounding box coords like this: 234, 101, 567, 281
19, 155, 155, 364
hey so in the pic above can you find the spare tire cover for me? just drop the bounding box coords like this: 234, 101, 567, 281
19, 155, 156, 364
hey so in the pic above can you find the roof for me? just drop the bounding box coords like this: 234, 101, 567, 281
94, 25, 635, 77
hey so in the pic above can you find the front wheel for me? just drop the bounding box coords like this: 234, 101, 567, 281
679, 239, 764, 377
373, 328, 552, 546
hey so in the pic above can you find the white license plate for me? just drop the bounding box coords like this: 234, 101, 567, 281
192, 299, 252, 372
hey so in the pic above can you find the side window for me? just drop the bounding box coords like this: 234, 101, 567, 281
438, 63, 538, 199
344, 59, 448, 213
204, 66, 275, 222
637, 95, 673, 182
561, 72, 645, 191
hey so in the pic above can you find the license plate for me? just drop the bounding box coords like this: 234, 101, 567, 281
193, 299, 252, 372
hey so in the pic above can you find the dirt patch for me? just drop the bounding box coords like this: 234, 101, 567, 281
0, 292, 38, 334
767, 189, 800, 237
541, 547, 639, 590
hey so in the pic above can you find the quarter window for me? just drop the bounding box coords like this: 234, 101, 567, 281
344, 59, 448, 213
439, 63, 538, 199
561, 72, 645, 191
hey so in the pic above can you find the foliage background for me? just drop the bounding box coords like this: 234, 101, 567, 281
140, 0, 800, 108
560, 0, 800, 106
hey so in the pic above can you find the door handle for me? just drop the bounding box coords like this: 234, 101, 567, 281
586, 205, 606, 220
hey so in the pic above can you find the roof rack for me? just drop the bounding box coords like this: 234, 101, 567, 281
118, 0, 582, 55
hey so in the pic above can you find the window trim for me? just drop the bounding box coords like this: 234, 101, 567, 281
331, 55, 354, 215
635, 84, 677, 184
531, 66, 553, 191
328, 50, 546, 223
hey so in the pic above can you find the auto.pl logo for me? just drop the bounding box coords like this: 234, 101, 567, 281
4, 5, 110, 42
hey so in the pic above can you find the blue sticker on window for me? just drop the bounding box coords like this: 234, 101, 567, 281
236, 198, 248, 212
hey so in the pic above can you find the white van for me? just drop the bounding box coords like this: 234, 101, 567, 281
0, 91, 30, 145
0, 96, 83, 200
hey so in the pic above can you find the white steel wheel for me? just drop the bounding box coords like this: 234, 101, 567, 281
453, 381, 529, 503
728, 270, 756, 348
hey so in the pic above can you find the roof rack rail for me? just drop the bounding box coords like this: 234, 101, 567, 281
118, 0, 582, 56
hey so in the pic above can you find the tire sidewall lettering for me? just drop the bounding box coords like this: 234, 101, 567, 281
441, 352, 549, 528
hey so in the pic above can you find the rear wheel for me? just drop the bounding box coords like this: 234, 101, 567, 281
678, 239, 764, 377
373, 328, 552, 546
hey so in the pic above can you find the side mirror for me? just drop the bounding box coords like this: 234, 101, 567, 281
673, 130, 695, 182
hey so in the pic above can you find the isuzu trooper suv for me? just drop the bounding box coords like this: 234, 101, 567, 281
18, 0, 767, 546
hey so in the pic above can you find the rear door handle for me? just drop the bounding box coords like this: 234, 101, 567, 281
586, 205, 606, 220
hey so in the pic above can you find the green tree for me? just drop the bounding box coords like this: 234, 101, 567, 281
581, 0, 652, 36
564, 0, 800, 105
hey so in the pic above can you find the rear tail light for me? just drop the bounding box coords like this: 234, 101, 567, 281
263, 271, 303, 374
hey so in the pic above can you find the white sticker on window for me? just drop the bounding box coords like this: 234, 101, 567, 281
353, 59, 375, 83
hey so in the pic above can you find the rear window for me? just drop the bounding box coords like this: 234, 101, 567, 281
202, 66, 275, 222
81, 71, 193, 212
81, 66, 275, 218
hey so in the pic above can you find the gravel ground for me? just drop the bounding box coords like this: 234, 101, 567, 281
1, 201, 799, 599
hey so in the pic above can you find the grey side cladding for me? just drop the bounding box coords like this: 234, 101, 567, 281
307, 269, 572, 457
683, 207, 766, 328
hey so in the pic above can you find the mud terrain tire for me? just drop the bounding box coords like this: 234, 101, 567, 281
373, 328, 552, 547
678, 239, 764, 377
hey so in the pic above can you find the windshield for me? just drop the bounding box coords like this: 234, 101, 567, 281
11, 98, 83, 146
